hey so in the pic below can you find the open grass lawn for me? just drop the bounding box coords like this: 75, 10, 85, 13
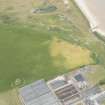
86, 65, 105, 85
50, 37, 94, 69
0, 89, 21, 105
0, 0, 105, 105
0, 23, 71, 91
0, 0, 95, 92
0, 22, 93, 91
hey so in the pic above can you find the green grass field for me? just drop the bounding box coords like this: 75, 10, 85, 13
0, 21, 93, 91
0, 1, 105, 104
1, 0, 105, 105
0, 23, 71, 91
86, 65, 105, 85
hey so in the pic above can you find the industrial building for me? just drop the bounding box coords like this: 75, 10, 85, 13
55, 84, 81, 105
19, 67, 105, 105
19, 80, 62, 105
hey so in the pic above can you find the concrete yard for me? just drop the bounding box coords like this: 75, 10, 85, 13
75, 0, 105, 36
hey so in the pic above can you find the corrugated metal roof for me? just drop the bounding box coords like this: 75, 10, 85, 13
19, 80, 62, 105
49, 80, 67, 90
55, 84, 80, 105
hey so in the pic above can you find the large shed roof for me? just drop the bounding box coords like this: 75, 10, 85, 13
19, 80, 62, 105
55, 84, 80, 105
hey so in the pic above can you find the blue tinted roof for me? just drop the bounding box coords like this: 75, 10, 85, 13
19, 80, 61, 105
74, 74, 85, 82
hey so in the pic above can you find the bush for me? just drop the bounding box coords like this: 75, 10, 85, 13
99, 79, 105, 85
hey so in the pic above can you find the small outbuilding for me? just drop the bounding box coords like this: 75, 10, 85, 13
74, 74, 85, 82
74, 73, 87, 89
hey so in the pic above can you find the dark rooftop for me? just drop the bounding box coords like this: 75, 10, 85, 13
74, 74, 85, 82
55, 84, 80, 105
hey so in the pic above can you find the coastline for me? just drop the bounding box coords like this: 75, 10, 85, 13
74, 0, 105, 36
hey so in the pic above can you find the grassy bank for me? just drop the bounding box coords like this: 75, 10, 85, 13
0, 0, 105, 98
